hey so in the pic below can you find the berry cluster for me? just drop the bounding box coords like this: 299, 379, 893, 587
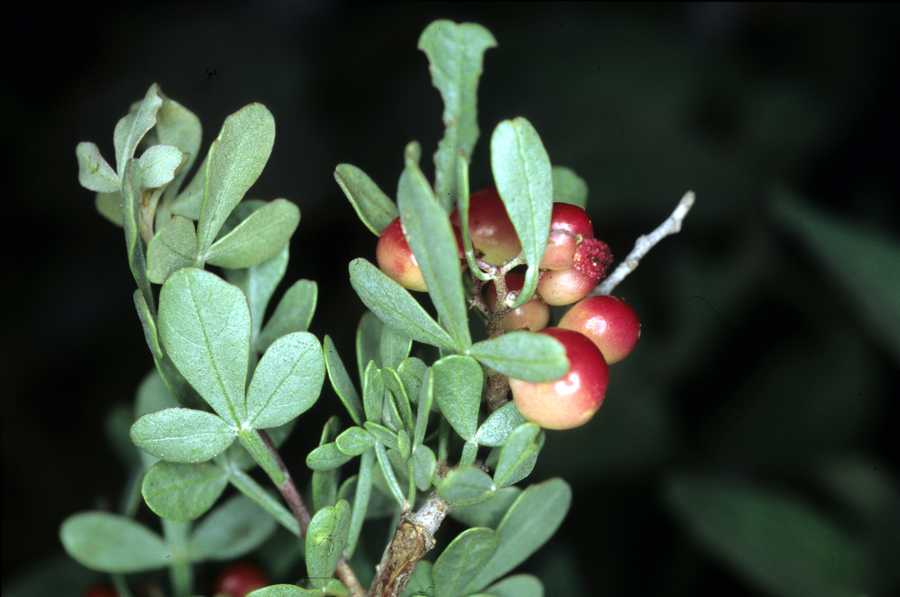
375, 186, 641, 431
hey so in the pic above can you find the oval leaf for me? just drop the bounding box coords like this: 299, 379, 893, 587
468, 332, 567, 382
335, 426, 375, 456
147, 216, 197, 284
206, 199, 300, 269
60, 512, 169, 573
451, 486, 521, 529
306, 500, 352, 586
130, 407, 236, 463
307, 443, 353, 472
334, 163, 398, 235
323, 336, 363, 425
138, 144, 184, 189
493, 423, 542, 488
433, 528, 498, 597
551, 166, 588, 208
141, 461, 229, 521
190, 494, 277, 561
475, 402, 526, 447
257, 279, 318, 352
76, 142, 119, 193
485, 575, 544, 597
432, 355, 483, 441
437, 466, 495, 508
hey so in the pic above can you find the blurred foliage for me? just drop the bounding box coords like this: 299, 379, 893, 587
5, 2, 900, 596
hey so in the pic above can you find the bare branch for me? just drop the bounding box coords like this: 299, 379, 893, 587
595, 191, 695, 296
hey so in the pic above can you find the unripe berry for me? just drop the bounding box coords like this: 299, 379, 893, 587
559, 295, 640, 364
214, 562, 268, 597
376, 217, 426, 292
509, 327, 609, 430
485, 272, 550, 332
540, 203, 594, 271
536, 238, 613, 305
452, 187, 521, 265
84, 585, 117, 597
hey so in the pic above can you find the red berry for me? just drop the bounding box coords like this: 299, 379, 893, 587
536, 238, 612, 306
485, 272, 550, 332
84, 585, 117, 597
214, 562, 268, 597
509, 327, 609, 430
559, 295, 640, 364
452, 187, 521, 265
376, 217, 426, 291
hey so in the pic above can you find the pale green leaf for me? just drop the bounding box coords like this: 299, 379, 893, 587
335, 427, 374, 456
307, 443, 353, 471
146, 216, 197, 284
468, 332, 567, 382
323, 336, 363, 425
465, 478, 571, 591
158, 268, 251, 422
374, 443, 406, 507
95, 191, 124, 226
114, 84, 163, 175
334, 163, 398, 235
60, 512, 169, 573
433, 528, 498, 597
227, 468, 299, 536
398, 357, 428, 404
344, 448, 374, 559
401, 560, 434, 597
451, 487, 521, 529
76, 142, 119, 193
666, 476, 868, 597
227, 247, 289, 342
551, 166, 588, 208
141, 461, 228, 521
413, 368, 433, 448
364, 421, 398, 450
380, 326, 413, 370
189, 494, 277, 561
475, 402, 526, 447
493, 423, 542, 487
244, 332, 324, 429
432, 355, 482, 441
306, 500, 351, 586
418, 20, 497, 210
257, 279, 317, 352
490, 118, 553, 306
349, 258, 456, 350
437, 466, 495, 508
412, 444, 437, 491
156, 95, 202, 202
205, 199, 299, 268
121, 161, 153, 308
357, 311, 383, 378
363, 361, 385, 424
138, 144, 184, 189
312, 416, 342, 513
485, 575, 543, 597
130, 407, 236, 463
247, 585, 308, 597
196, 103, 276, 254
134, 370, 178, 418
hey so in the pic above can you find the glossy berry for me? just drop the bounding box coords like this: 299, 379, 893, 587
536, 238, 613, 306
214, 562, 269, 597
485, 272, 550, 332
509, 327, 609, 430
452, 187, 521, 265
84, 585, 117, 597
559, 295, 640, 364
376, 217, 426, 292
540, 203, 594, 271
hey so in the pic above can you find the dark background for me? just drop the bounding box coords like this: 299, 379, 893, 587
5, 2, 900, 595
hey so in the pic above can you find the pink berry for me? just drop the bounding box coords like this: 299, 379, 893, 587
540, 203, 595, 271
509, 327, 609, 430
452, 187, 521, 265
559, 295, 640, 364
536, 238, 613, 305
376, 217, 427, 291
214, 562, 269, 597
485, 272, 550, 332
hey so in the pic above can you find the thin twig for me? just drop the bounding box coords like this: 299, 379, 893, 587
369, 494, 449, 597
595, 191, 695, 296
259, 431, 365, 597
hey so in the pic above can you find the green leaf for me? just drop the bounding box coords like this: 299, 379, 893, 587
437, 466, 495, 508
465, 478, 571, 591
490, 118, 553, 306
205, 199, 299, 268
141, 461, 228, 521
344, 448, 374, 559
76, 142, 118, 193
433, 528, 498, 597
412, 445, 437, 491
121, 161, 154, 309
475, 402, 526, 447
418, 20, 497, 211
335, 427, 374, 456
156, 95, 202, 202
334, 164, 398, 235
228, 469, 299, 536
190, 494, 277, 561
225, 420, 294, 472
134, 370, 178, 418
551, 166, 588, 208
306, 500, 352, 586
413, 369, 433, 448
312, 417, 342, 512
493, 423, 542, 487
665, 476, 868, 597
485, 575, 543, 597
227, 247, 289, 343
196, 103, 276, 254
158, 268, 251, 422
451, 487, 521, 529
95, 191, 124, 226
349, 259, 456, 350
323, 336, 363, 425
146, 216, 197, 284
398, 357, 428, 404
244, 332, 324, 429
138, 144, 184, 189
356, 311, 383, 378
363, 362, 385, 424
468, 332, 567, 382
257, 279, 317, 352
364, 421, 399, 450
384, 370, 414, 431
775, 194, 900, 363
247, 586, 308, 597
130, 407, 236, 463
380, 326, 413, 370
60, 512, 169, 573
401, 560, 434, 597
307, 443, 353, 471
397, 162, 471, 349
432, 355, 483, 441
374, 443, 406, 507
114, 84, 163, 175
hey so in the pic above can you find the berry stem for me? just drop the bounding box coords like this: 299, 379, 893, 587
595, 191, 695, 296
